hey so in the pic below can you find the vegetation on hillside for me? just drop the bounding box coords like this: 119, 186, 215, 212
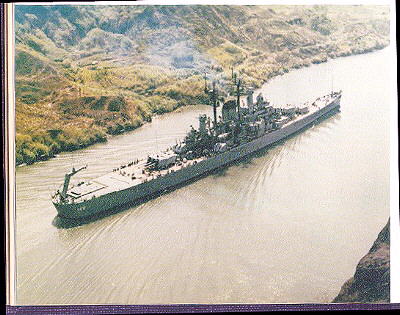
14, 5, 390, 165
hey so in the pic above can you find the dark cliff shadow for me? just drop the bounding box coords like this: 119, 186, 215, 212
333, 219, 390, 303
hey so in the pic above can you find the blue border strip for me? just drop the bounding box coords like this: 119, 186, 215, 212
6, 304, 400, 314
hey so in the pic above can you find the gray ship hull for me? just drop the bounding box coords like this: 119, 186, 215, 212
54, 96, 340, 219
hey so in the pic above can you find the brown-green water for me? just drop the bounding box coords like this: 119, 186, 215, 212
15, 48, 390, 304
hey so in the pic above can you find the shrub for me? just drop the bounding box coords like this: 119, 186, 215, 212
136, 103, 152, 122
31, 141, 50, 158
16, 133, 33, 150
224, 46, 241, 54
91, 96, 107, 110
22, 148, 36, 165
82, 96, 96, 104
108, 96, 125, 112
16, 152, 24, 165
21, 94, 39, 104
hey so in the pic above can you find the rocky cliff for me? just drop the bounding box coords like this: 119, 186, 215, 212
333, 220, 390, 303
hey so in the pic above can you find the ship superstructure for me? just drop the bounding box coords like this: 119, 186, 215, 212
52, 71, 341, 219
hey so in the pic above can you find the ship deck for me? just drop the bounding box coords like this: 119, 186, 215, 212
64, 93, 338, 204
66, 156, 208, 203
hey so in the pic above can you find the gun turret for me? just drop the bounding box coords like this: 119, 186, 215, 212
60, 165, 87, 200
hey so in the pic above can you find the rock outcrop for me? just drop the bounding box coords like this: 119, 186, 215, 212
333, 220, 390, 303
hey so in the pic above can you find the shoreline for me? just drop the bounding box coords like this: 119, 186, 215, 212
15, 44, 389, 167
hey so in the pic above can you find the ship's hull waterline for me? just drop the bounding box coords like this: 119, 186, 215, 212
54, 96, 340, 219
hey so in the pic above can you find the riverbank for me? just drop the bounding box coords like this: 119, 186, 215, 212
333, 220, 390, 303
14, 5, 390, 166
15, 43, 388, 167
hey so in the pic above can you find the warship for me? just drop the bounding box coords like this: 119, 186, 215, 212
52, 74, 342, 219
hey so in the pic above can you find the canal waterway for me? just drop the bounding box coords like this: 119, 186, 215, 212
15, 47, 390, 304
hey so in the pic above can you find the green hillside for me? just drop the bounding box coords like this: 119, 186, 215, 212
14, 5, 390, 165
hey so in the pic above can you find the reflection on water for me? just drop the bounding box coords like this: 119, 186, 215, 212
15, 48, 390, 305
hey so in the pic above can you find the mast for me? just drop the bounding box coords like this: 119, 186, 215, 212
204, 72, 208, 93
212, 81, 218, 132
227, 69, 248, 122
204, 75, 219, 135
236, 79, 241, 120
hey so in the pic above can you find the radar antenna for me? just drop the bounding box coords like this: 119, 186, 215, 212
204, 79, 224, 135
203, 72, 208, 94
228, 72, 248, 121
